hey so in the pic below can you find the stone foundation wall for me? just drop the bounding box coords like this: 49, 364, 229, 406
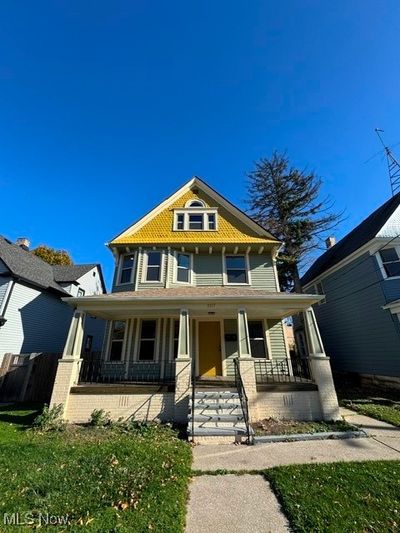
65, 392, 175, 423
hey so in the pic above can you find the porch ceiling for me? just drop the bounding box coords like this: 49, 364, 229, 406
63, 287, 322, 320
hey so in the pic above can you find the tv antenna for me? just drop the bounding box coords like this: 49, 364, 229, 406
375, 128, 400, 196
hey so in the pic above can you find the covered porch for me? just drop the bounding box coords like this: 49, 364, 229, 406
57, 288, 325, 387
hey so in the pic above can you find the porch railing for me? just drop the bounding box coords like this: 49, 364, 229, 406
233, 358, 253, 445
78, 360, 176, 384
254, 357, 313, 384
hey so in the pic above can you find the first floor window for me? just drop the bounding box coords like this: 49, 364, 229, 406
248, 320, 267, 358
173, 319, 179, 358
146, 251, 162, 282
176, 252, 191, 283
139, 320, 157, 360
379, 248, 400, 278
226, 255, 248, 284
120, 254, 135, 284
109, 320, 126, 361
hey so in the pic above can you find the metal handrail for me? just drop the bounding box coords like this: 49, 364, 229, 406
191, 355, 196, 443
233, 358, 253, 445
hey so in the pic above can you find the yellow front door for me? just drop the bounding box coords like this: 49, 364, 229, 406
198, 321, 222, 377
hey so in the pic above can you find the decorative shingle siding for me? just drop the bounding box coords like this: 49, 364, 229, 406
267, 319, 288, 360
249, 253, 277, 290
313, 253, 400, 378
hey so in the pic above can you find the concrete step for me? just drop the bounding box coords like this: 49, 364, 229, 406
192, 421, 247, 430
191, 402, 242, 410
188, 426, 249, 436
189, 413, 245, 422
194, 391, 239, 400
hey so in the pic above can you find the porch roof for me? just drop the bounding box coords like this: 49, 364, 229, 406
64, 287, 322, 319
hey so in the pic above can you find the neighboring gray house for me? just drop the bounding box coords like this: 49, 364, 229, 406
301, 192, 400, 388
0, 236, 106, 363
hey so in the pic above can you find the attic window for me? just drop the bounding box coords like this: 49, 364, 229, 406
174, 208, 218, 231
185, 199, 205, 208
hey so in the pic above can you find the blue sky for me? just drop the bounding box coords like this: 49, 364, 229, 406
1, 1, 399, 287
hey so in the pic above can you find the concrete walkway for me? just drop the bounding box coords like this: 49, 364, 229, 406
186, 474, 289, 533
186, 410, 400, 532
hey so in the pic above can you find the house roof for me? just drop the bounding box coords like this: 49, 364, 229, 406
109, 176, 281, 246
0, 236, 106, 296
0, 236, 69, 295
301, 192, 400, 286
52, 264, 107, 293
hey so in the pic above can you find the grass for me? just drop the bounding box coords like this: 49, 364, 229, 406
265, 461, 400, 532
0, 404, 192, 532
253, 418, 356, 436
336, 382, 400, 427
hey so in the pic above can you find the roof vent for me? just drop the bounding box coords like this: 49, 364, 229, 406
16, 237, 30, 250
325, 236, 336, 249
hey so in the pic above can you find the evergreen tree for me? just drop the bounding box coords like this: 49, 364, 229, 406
247, 151, 341, 292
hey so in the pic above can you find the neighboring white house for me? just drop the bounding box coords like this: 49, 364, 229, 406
0, 236, 106, 363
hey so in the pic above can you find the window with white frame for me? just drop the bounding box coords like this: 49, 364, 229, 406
109, 320, 126, 361
77, 287, 85, 297
138, 320, 157, 360
187, 199, 205, 207
119, 254, 135, 284
379, 248, 400, 278
176, 252, 191, 283
173, 209, 218, 231
145, 251, 162, 282
225, 255, 248, 284
173, 319, 179, 358
248, 320, 267, 358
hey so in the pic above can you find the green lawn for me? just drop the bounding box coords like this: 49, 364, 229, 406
265, 461, 400, 532
0, 405, 192, 532
253, 418, 356, 436
346, 403, 400, 427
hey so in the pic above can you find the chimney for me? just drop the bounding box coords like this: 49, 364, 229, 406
325, 236, 336, 249
16, 237, 30, 251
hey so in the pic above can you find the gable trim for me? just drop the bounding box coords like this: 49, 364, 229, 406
108, 176, 280, 245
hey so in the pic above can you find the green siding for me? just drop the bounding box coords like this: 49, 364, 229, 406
224, 319, 238, 377
267, 319, 288, 360
249, 253, 276, 290
194, 254, 224, 286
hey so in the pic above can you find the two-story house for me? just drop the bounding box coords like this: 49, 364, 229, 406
301, 192, 400, 389
51, 177, 340, 443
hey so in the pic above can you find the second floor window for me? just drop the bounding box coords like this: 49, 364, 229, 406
109, 320, 126, 361
176, 252, 191, 283
379, 248, 400, 278
119, 254, 135, 284
145, 251, 162, 282
225, 255, 248, 284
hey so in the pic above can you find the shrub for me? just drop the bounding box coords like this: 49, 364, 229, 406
32, 404, 65, 432
89, 409, 111, 427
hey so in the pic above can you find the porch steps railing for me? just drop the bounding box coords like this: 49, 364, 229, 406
188, 390, 254, 443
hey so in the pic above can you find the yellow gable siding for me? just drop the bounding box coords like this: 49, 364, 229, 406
111, 189, 277, 245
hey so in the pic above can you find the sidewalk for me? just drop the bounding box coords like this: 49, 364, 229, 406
186, 410, 400, 532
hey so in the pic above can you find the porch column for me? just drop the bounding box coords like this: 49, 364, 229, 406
236, 308, 257, 421
303, 307, 340, 420
174, 309, 191, 423
50, 311, 86, 418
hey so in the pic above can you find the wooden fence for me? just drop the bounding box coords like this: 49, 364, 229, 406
0, 352, 62, 403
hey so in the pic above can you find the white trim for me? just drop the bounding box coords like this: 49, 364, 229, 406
107, 319, 129, 362
116, 251, 137, 286
0, 279, 13, 316
264, 318, 273, 360
109, 177, 279, 243
165, 247, 171, 288
141, 249, 166, 284
135, 318, 160, 361
383, 299, 400, 315
173, 250, 194, 285
173, 208, 219, 231
223, 253, 251, 286
375, 245, 400, 280
184, 199, 206, 208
